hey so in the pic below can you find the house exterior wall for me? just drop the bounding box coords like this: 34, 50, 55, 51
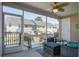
24, 27, 34, 34
70, 14, 79, 42
0, 2, 2, 56
61, 18, 71, 41
61, 14, 79, 42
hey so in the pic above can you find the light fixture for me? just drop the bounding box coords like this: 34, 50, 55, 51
53, 9, 58, 13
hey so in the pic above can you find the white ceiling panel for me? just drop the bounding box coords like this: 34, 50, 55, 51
23, 2, 79, 17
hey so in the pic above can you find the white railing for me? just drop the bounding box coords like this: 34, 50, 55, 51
4, 32, 21, 47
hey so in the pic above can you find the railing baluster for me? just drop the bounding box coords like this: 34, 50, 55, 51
11, 33, 12, 44
11, 33, 13, 45
14, 33, 16, 44
7, 34, 9, 45
6, 33, 7, 45
4, 33, 6, 45
16, 33, 17, 44
4, 32, 20, 47
8, 33, 10, 45
8, 33, 9, 45
9, 33, 10, 45
13, 33, 14, 44
12, 33, 13, 44
15, 33, 16, 44
16, 33, 18, 44
10, 33, 13, 45
10, 33, 11, 45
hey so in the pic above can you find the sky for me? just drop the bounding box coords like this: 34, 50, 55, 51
3, 6, 59, 25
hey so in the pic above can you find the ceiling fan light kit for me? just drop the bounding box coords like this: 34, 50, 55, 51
51, 2, 69, 13
53, 9, 58, 13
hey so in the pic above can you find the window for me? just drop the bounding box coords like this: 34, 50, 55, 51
3, 6, 23, 15
4, 14, 22, 32
9, 23, 12, 27
25, 25, 28, 27
3, 6, 23, 33
24, 11, 46, 48
47, 17, 59, 37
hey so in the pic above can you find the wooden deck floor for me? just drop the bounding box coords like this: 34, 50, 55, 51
4, 48, 42, 57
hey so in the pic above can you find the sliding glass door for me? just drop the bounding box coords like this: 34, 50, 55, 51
2, 6, 23, 54
2, 5, 59, 50
24, 11, 46, 48
47, 17, 59, 38
3, 13, 22, 47
23, 11, 59, 48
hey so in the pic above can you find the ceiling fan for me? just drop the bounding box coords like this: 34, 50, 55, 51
51, 2, 69, 13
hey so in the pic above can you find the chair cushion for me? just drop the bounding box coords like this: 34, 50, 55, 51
67, 42, 78, 49
47, 37, 55, 42
44, 42, 60, 48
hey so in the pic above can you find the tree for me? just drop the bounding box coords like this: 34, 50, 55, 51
35, 16, 43, 22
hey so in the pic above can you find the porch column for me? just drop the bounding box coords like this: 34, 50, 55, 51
45, 16, 47, 43
58, 19, 62, 39
78, 3, 79, 57
21, 11, 24, 49
0, 2, 2, 56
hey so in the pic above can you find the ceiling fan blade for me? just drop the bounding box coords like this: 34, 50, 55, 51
51, 2, 57, 7
58, 8, 64, 12
53, 2, 69, 9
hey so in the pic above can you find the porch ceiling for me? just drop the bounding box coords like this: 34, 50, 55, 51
3, 2, 79, 19
22, 2, 79, 17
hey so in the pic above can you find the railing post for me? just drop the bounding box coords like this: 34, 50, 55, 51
45, 16, 47, 43
20, 10, 24, 49
19, 33, 21, 45
28, 35, 32, 48
0, 2, 3, 56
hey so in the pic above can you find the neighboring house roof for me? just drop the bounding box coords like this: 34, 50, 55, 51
34, 21, 54, 27
24, 19, 35, 26
34, 21, 46, 27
